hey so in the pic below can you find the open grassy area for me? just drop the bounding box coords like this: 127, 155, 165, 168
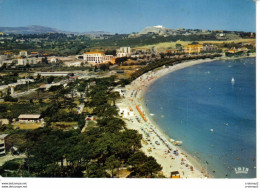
12, 122, 42, 130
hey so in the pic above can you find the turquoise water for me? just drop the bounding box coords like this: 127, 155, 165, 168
144, 57, 256, 178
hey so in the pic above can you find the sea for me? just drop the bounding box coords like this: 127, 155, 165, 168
144, 57, 256, 178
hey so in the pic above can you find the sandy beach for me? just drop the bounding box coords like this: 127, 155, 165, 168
117, 54, 256, 178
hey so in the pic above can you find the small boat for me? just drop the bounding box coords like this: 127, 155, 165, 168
210, 129, 214, 132
231, 77, 235, 84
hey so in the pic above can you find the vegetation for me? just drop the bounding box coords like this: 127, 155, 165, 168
0, 32, 249, 56
1, 76, 163, 178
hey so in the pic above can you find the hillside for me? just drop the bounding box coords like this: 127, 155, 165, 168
0, 25, 60, 34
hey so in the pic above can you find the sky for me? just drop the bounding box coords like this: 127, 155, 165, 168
0, 0, 256, 33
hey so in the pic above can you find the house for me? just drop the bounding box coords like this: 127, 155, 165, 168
0, 134, 9, 155
18, 114, 42, 123
19, 50, 28, 57
39, 84, 52, 91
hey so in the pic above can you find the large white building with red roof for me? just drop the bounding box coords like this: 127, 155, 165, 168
83, 52, 113, 64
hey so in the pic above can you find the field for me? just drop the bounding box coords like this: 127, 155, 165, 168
51, 121, 78, 130
12, 122, 43, 130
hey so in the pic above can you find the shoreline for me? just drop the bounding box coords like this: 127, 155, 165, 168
119, 54, 255, 178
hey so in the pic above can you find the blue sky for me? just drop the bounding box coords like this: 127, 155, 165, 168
0, 0, 256, 33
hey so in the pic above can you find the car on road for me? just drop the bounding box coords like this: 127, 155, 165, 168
86, 115, 92, 120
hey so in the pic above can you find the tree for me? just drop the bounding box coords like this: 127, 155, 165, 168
47, 76, 54, 84
108, 92, 120, 106
141, 156, 162, 177
0, 105, 7, 113
105, 155, 121, 177
85, 162, 110, 178
127, 152, 162, 177
36, 74, 41, 80
190, 41, 199, 45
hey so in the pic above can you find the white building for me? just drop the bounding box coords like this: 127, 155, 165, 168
0, 134, 9, 155
17, 57, 38, 65
83, 52, 113, 64
65, 61, 82, 67
50, 58, 57, 63
0, 55, 7, 63
117, 47, 131, 57
17, 79, 34, 84
1, 60, 13, 66
18, 114, 42, 123
0, 55, 7, 66
19, 50, 28, 57
34, 72, 69, 77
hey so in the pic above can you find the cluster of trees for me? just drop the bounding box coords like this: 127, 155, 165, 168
1, 76, 163, 178
0, 73, 19, 86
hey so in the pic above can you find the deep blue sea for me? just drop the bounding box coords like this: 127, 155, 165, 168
144, 57, 256, 178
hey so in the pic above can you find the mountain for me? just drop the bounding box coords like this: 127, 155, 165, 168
0, 25, 114, 35
0, 25, 61, 34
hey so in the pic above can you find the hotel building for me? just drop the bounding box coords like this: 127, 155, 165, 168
83, 52, 113, 64
117, 47, 131, 57
183, 44, 203, 54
